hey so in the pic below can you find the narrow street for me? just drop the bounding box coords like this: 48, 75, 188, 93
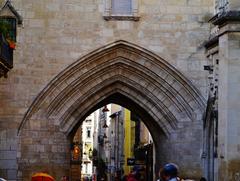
71, 104, 153, 181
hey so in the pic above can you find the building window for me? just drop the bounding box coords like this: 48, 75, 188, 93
86, 127, 91, 138
112, 0, 132, 15
104, 0, 139, 21
0, 17, 16, 42
0, 0, 23, 41
0, 0, 22, 78
85, 163, 88, 173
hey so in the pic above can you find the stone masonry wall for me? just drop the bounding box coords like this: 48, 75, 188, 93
218, 31, 240, 181
0, 0, 212, 180
18, 120, 70, 180
156, 120, 203, 179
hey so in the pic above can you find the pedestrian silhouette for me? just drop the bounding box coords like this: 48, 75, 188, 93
158, 163, 179, 181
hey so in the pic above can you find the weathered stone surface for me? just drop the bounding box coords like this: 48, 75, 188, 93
0, 0, 223, 180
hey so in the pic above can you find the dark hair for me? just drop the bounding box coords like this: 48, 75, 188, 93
162, 163, 178, 178
200, 177, 207, 181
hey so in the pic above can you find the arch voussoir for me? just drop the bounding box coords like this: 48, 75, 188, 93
58, 77, 176, 136
19, 40, 206, 139
46, 61, 196, 126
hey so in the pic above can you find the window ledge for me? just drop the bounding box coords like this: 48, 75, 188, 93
103, 15, 140, 21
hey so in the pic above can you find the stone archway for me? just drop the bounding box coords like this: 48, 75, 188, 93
18, 40, 206, 180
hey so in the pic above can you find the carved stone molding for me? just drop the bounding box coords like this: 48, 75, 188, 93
103, 15, 140, 21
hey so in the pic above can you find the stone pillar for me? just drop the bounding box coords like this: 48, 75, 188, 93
212, 13, 240, 180
218, 31, 240, 181
205, 9, 240, 181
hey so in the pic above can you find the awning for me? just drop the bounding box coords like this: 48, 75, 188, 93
31, 173, 55, 181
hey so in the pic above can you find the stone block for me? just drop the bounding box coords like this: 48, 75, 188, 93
0, 160, 17, 169
0, 141, 10, 150
0, 169, 7, 178
46, 3, 60, 11
101, 29, 114, 37
7, 169, 17, 180
0, 151, 17, 160
28, 19, 44, 28
36, 145, 45, 152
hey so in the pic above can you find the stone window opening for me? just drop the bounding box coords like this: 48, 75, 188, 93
112, 0, 132, 15
86, 127, 91, 138
103, 0, 140, 21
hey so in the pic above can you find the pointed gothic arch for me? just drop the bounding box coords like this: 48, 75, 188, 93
18, 40, 205, 135
17, 40, 206, 180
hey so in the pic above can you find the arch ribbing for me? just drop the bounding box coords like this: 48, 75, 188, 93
18, 40, 206, 136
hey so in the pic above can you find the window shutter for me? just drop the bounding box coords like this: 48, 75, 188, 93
112, 0, 132, 14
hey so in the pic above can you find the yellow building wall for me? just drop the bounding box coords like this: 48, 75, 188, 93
123, 109, 135, 175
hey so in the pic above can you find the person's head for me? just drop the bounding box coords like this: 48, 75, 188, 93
62, 176, 69, 181
160, 163, 179, 180
200, 177, 207, 181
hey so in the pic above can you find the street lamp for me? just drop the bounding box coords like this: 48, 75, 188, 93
103, 122, 108, 128
71, 142, 81, 161
102, 105, 109, 128
103, 133, 107, 139
102, 105, 109, 112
